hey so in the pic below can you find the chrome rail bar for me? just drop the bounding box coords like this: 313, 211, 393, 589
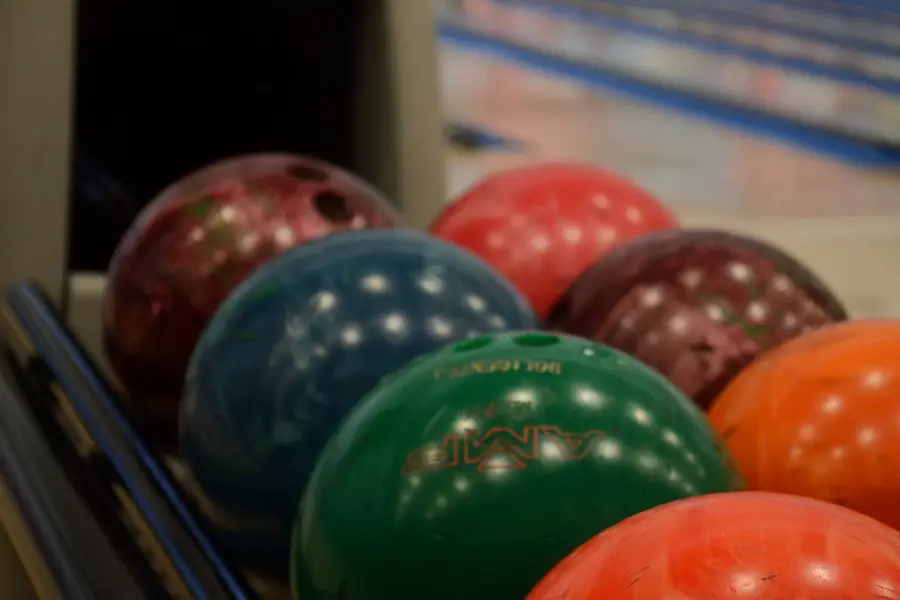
0, 362, 146, 599
3, 280, 251, 600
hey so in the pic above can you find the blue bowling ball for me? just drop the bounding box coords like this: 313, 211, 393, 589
179, 228, 538, 568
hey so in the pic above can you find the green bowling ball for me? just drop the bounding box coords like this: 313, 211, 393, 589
291, 332, 743, 600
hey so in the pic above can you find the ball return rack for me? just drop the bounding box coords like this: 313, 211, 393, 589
0, 280, 283, 600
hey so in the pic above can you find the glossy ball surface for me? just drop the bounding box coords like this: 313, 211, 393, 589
527, 491, 900, 600
549, 229, 847, 409
429, 163, 677, 318
103, 154, 400, 436
180, 229, 538, 565
709, 319, 900, 530
292, 332, 743, 600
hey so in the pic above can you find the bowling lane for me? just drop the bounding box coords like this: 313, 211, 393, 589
441, 45, 900, 317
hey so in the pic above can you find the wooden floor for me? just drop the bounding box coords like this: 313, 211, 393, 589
442, 46, 900, 318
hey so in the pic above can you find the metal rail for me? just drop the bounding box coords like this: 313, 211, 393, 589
0, 359, 146, 599
3, 280, 251, 600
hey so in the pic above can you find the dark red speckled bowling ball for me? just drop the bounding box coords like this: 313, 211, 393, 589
548, 229, 848, 409
103, 154, 401, 439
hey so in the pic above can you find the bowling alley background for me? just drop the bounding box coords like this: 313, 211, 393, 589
3, 0, 900, 599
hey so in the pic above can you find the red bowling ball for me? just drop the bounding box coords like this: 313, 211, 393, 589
429, 162, 677, 318
528, 492, 900, 600
548, 229, 847, 409
103, 154, 401, 439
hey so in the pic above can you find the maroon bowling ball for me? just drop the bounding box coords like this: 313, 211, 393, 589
103, 154, 401, 440
547, 229, 848, 409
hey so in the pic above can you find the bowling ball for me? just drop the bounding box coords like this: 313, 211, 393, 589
291, 332, 743, 600
180, 229, 538, 568
527, 491, 900, 600
429, 162, 676, 319
103, 154, 400, 439
548, 228, 847, 409
709, 319, 900, 530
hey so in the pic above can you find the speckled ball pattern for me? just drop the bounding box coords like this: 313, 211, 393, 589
179, 229, 539, 563
102, 154, 401, 431
429, 162, 677, 318
549, 229, 848, 409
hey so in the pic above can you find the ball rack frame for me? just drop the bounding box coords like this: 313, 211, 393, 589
0, 0, 447, 362
0, 1, 448, 597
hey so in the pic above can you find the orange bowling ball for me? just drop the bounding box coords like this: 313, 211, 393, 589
527, 491, 900, 600
709, 319, 900, 530
429, 162, 676, 318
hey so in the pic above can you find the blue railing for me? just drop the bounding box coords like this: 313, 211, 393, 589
4, 281, 251, 600
0, 372, 137, 600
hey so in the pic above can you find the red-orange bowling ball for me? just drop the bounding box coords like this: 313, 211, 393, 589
429, 163, 676, 318
528, 492, 900, 600
103, 154, 401, 439
709, 320, 900, 531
